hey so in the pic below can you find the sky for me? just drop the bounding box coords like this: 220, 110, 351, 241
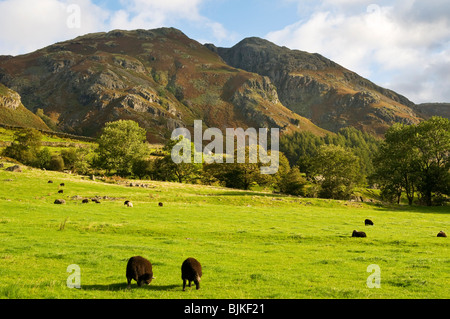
0, 0, 449, 104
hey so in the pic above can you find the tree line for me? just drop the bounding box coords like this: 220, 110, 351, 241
2, 117, 449, 206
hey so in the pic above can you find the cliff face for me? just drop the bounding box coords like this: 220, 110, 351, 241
213, 37, 423, 136
0, 84, 49, 130
0, 28, 327, 142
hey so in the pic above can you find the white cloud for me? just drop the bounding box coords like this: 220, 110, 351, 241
0, 0, 108, 55
0, 0, 234, 56
266, 1, 450, 103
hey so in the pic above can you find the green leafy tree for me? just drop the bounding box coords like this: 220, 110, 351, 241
95, 120, 149, 175
48, 154, 65, 171
35, 147, 52, 169
411, 117, 450, 205
3, 128, 42, 165
278, 166, 307, 196
373, 117, 449, 206
72, 147, 95, 175
373, 123, 419, 205
155, 136, 203, 183
310, 144, 361, 199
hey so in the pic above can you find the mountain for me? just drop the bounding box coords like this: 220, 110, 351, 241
414, 103, 450, 119
210, 37, 423, 136
0, 28, 327, 143
0, 83, 50, 130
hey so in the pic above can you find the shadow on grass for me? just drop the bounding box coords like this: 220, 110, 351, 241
365, 202, 450, 214
81, 282, 180, 291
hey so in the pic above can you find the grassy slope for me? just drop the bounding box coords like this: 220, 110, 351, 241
0, 162, 448, 299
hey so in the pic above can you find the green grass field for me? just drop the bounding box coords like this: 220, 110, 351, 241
0, 161, 448, 299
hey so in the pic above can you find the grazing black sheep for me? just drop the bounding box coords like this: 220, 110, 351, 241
54, 199, 66, 205
437, 231, 447, 237
158, 202, 163, 207
181, 257, 202, 291
82, 199, 89, 204
365, 219, 374, 226
91, 199, 100, 204
352, 230, 367, 238
126, 256, 154, 288
60, 183, 65, 187
58, 190, 64, 194
48, 180, 53, 183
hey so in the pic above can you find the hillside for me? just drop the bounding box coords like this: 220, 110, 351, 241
0, 28, 327, 142
415, 103, 450, 119
211, 37, 423, 136
0, 83, 50, 131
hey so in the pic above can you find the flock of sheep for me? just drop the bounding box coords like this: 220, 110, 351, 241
49, 180, 201, 290
49, 180, 446, 290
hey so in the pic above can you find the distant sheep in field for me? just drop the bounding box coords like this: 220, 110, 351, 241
60, 183, 65, 187
365, 219, 374, 226
82, 199, 89, 204
437, 231, 447, 237
91, 199, 100, 204
158, 202, 163, 207
124, 200, 134, 207
48, 180, 53, 183
352, 230, 367, 237
54, 199, 66, 205
126, 256, 154, 288
58, 190, 64, 194
181, 257, 202, 291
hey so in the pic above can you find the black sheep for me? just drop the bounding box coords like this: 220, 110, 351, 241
82, 199, 89, 204
126, 256, 155, 288
437, 231, 447, 237
352, 230, 367, 237
158, 202, 163, 207
58, 190, 64, 194
60, 183, 65, 187
365, 219, 374, 226
181, 257, 202, 291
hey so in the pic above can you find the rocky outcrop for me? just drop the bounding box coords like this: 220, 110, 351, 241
0, 86, 21, 110
0, 84, 50, 130
0, 28, 325, 141
213, 37, 423, 135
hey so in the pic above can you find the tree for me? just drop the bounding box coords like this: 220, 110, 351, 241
203, 145, 280, 190
278, 166, 307, 196
373, 117, 450, 206
310, 144, 361, 199
412, 117, 450, 206
155, 136, 203, 183
48, 154, 65, 171
3, 128, 42, 165
35, 147, 52, 169
132, 159, 154, 180
95, 120, 149, 175
373, 123, 419, 205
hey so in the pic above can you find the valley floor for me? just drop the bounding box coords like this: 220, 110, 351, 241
0, 162, 448, 299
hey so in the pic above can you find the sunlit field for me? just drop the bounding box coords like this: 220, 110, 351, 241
0, 162, 448, 299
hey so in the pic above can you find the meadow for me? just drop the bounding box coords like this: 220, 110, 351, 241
0, 161, 448, 299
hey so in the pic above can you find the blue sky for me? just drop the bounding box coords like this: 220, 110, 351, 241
0, 0, 449, 103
